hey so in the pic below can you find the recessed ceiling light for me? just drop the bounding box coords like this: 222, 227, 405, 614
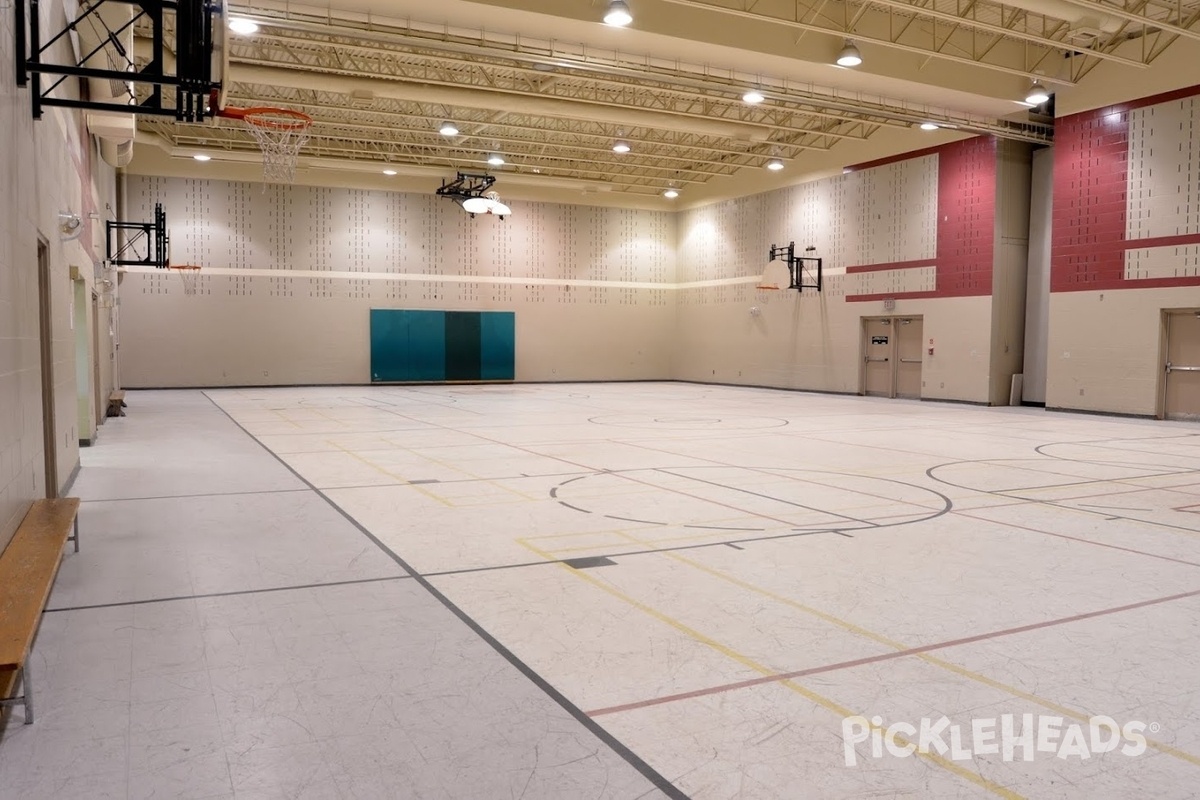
1025, 80, 1051, 105
192, 154, 211, 161
919, 122, 939, 131
663, 188, 679, 199
438, 121, 459, 136
613, 140, 631, 153
742, 89, 765, 104
229, 18, 259, 35
604, 0, 633, 26
836, 40, 862, 67
766, 158, 784, 171
487, 153, 505, 166
382, 169, 398, 176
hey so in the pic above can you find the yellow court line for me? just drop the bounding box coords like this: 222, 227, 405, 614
326, 442, 455, 508
271, 409, 303, 428
517, 538, 1024, 800
647, 543, 1200, 769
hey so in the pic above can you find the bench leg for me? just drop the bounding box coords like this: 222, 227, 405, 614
22, 664, 32, 724
70, 516, 79, 553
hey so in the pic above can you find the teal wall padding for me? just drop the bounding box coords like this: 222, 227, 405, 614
370, 309, 446, 382
445, 312, 483, 381
479, 312, 516, 380
370, 309, 515, 383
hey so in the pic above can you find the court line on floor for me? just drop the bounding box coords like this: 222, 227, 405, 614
586, 541, 1200, 768
43, 574, 413, 613
80, 488, 311, 503
951, 509, 1200, 569
516, 538, 1025, 800
202, 392, 690, 800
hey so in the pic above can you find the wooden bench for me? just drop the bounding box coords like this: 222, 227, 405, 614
106, 390, 127, 418
0, 498, 81, 725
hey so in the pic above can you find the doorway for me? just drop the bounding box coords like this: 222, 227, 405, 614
74, 278, 92, 445
37, 240, 58, 497
861, 316, 925, 399
1162, 310, 1200, 420
92, 291, 104, 427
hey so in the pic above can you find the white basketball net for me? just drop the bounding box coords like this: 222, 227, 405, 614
243, 110, 312, 184
171, 266, 200, 296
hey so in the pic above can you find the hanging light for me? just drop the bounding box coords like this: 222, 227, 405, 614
382, 168, 398, 176
742, 89, 765, 104
487, 153, 505, 166
462, 196, 491, 214
836, 40, 863, 67
663, 187, 680, 199
766, 158, 785, 171
229, 18, 259, 35
604, 0, 633, 26
613, 140, 631, 153
192, 154, 212, 162
438, 121, 459, 136
919, 122, 939, 131
1025, 81, 1051, 104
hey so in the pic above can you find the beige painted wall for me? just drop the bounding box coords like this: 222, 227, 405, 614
118, 176, 677, 386
1047, 288, 1200, 416
672, 152, 996, 403
674, 291, 993, 400
0, 0, 116, 551
988, 140, 1033, 406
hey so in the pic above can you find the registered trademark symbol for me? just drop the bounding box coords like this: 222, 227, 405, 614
1150, 722, 1161, 733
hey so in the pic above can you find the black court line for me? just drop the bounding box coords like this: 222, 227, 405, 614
44, 574, 412, 613
203, 392, 690, 800
81, 488, 310, 504
657, 468, 881, 528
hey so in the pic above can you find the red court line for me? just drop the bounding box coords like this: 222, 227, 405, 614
953, 509, 1200, 568
587, 585, 1200, 717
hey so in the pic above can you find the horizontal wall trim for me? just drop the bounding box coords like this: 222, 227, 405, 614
121, 266, 764, 292
845, 290, 942, 303
1121, 233, 1200, 251
845, 259, 938, 275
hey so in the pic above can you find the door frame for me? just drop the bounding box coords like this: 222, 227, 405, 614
1157, 308, 1200, 420
37, 238, 58, 498
860, 316, 896, 397
860, 315, 925, 398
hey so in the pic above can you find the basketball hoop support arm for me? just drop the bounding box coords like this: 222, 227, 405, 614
767, 242, 822, 293
14, 0, 221, 121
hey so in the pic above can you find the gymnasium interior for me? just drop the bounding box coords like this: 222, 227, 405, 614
2, 0, 1200, 798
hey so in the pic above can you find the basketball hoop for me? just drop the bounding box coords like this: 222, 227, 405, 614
239, 107, 312, 184
169, 265, 202, 296
755, 284, 780, 304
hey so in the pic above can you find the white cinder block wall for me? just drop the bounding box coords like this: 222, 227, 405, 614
118, 177, 677, 386
121, 144, 1020, 406
0, 0, 117, 551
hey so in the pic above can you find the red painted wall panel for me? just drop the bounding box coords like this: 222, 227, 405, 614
846, 136, 997, 302
1051, 84, 1200, 293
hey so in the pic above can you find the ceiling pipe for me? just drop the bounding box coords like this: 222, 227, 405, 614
229, 63, 773, 143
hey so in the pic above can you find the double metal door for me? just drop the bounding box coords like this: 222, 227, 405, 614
863, 317, 924, 399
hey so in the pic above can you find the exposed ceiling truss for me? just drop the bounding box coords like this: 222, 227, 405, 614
127, 0, 1200, 197
662, 0, 1200, 83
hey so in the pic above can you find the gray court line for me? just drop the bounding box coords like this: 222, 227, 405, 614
202, 391, 691, 800
81, 488, 311, 504
43, 574, 412, 613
